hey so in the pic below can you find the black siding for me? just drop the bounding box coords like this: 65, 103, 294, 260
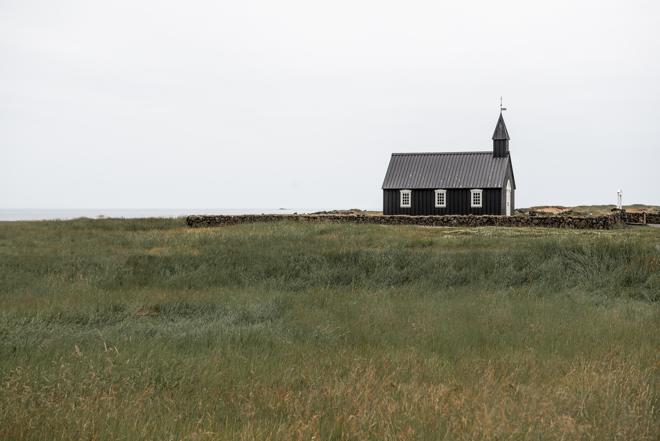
493, 139, 509, 157
383, 188, 502, 215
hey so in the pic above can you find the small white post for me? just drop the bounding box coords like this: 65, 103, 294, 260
617, 189, 623, 210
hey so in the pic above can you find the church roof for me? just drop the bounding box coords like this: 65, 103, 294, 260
382, 151, 513, 189
492, 112, 510, 140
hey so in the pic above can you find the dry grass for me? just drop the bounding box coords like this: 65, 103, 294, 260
0, 218, 658, 440
523, 204, 660, 216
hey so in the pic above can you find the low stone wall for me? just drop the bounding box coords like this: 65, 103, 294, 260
186, 213, 625, 230
623, 212, 660, 225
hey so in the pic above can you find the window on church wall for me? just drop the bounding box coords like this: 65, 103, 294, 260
434, 189, 446, 208
470, 189, 483, 208
400, 190, 411, 208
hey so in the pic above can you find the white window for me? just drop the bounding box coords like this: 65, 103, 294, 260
400, 189, 411, 208
434, 189, 447, 208
470, 189, 483, 208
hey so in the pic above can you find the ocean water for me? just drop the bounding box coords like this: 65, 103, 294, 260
0, 209, 318, 221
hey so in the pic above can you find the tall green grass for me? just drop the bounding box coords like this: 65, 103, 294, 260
2, 220, 658, 301
0, 219, 658, 440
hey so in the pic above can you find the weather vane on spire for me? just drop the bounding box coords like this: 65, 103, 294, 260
500, 96, 507, 112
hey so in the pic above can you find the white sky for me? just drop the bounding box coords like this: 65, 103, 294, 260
1, 0, 659, 209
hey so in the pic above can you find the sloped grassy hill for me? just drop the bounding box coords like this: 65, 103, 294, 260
520, 204, 660, 216
1, 219, 658, 440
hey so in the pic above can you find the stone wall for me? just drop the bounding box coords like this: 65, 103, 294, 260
186, 213, 625, 230
622, 212, 660, 225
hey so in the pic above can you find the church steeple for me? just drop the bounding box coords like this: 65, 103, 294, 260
492, 111, 510, 157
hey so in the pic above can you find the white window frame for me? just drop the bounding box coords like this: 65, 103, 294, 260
434, 189, 447, 208
470, 189, 483, 208
400, 189, 411, 208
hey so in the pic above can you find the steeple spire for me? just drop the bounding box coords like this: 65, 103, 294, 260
492, 108, 510, 157
492, 112, 510, 141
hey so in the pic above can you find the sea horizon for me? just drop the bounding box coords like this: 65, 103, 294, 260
0, 208, 332, 221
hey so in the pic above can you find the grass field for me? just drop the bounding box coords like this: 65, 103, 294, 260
0, 219, 658, 440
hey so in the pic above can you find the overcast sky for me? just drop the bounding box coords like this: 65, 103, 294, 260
1, 0, 659, 210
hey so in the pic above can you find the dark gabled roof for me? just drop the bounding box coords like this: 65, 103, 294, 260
382, 151, 511, 189
492, 112, 510, 140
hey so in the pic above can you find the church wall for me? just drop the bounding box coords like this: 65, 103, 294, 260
383, 188, 502, 215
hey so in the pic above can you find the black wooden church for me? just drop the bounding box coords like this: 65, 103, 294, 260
382, 111, 516, 216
